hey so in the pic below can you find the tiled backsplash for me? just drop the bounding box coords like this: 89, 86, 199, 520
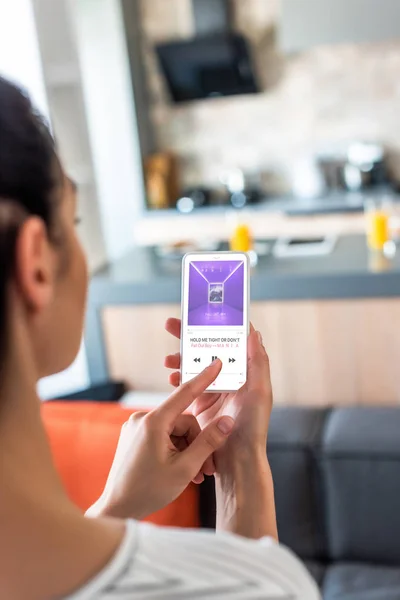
139, 0, 400, 190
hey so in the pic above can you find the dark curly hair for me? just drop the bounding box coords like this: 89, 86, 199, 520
0, 76, 62, 360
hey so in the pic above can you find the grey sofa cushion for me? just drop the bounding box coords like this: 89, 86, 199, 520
323, 563, 400, 600
268, 407, 328, 560
322, 408, 400, 564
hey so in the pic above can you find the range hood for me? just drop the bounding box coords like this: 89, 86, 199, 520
155, 0, 259, 104
192, 0, 232, 35
280, 0, 400, 53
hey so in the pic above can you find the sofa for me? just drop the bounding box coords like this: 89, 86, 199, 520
200, 406, 400, 600
42, 402, 200, 528
42, 403, 400, 599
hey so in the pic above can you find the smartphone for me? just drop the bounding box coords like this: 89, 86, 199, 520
181, 252, 249, 393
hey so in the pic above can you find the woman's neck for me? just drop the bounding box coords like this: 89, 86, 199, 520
0, 387, 66, 503
0, 316, 124, 600
0, 310, 66, 502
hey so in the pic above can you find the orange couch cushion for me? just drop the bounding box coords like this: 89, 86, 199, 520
41, 402, 200, 528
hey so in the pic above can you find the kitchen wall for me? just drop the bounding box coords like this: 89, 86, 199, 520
139, 0, 400, 191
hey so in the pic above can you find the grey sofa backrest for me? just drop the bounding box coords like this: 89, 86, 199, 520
268, 407, 329, 560
321, 407, 400, 565
269, 407, 400, 565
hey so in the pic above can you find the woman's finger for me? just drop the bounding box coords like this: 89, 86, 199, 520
165, 353, 181, 370
165, 318, 181, 340
248, 329, 268, 362
156, 359, 222, 423
179, 416, 235, 478
171, 413, 201, 439
201, 456, 216, 477
192, 473, 204, 485
172, 414, 215, 478
176, 415, 215, 477
247, 329, 271, 392
192, 393, 224, 418
169, 371, 180, 387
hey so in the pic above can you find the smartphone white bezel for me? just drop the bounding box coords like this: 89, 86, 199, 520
180, 251, 250, 393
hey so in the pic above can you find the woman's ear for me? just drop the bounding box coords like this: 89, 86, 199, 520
14, 217, 56, 312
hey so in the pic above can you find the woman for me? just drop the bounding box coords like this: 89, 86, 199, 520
0, 76, 319, 599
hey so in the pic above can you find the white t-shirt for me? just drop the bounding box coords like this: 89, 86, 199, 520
66, 520, 320, 599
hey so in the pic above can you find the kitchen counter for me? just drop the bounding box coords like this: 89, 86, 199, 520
86, 235, 400, 388
86, 233, 400, 405
89, 235, 400, 305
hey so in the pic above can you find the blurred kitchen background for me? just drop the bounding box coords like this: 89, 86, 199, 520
140, 0, 400, 216
4, 0, 400, 402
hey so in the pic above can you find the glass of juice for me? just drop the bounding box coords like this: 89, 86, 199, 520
364, 196, 391, 251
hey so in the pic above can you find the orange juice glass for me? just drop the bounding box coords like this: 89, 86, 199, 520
364, 198, 391, 251
230, 224, 252, 252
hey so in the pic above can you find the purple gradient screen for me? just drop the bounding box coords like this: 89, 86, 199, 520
188, 260, 244, 326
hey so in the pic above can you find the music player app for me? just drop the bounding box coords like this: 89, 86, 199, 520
181, 254, 248, 392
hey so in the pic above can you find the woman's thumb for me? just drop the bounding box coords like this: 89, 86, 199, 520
181, 417, 235, 475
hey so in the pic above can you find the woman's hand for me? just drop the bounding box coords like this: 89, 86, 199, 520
165, 319, 272, 457
165, 319, 277, 540
86, 360, 235, 521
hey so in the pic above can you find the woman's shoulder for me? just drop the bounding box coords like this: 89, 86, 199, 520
68, 520, 320, 600
123, 520, 319, 599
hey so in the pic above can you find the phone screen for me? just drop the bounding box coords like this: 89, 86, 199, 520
181, 252, 249, 392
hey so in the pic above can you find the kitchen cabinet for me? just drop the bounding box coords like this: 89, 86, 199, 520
86, 236, 400, 407
102, 299, 400, 405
